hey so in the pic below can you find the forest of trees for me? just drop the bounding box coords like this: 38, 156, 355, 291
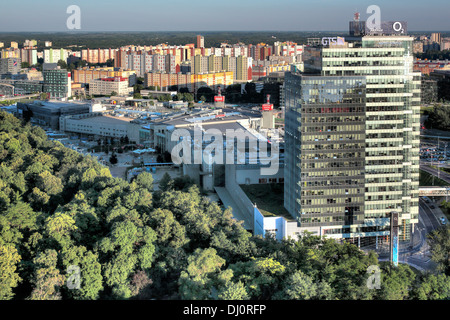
0, 32, 316, 50
424, 105, 450, 131
416, 50, 450, 61
0, 110, 449, 300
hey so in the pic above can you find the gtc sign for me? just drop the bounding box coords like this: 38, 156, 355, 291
321, 37, 345, 46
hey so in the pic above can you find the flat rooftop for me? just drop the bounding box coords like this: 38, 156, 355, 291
71, 114, 134, 124
240, 184, 295, 221
29, 100, 90, 110
152, 107, 261, 127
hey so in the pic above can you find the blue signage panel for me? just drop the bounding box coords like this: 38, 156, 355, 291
392, 235, 399, 267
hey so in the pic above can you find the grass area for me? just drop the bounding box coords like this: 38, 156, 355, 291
240, 183, 294, 221
439, 202, 450, 220
0, 98, 37, 105
419, 169, 449, 186
420, 105, 434, 115
430, 165, 450, 174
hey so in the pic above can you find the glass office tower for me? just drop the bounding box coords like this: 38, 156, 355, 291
284, 33, 421, 247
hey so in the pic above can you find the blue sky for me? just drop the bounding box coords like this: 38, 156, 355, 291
1, 0, 449, 32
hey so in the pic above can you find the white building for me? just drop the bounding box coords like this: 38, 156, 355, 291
43, 48, 70, 64
59, 112, 140, 142
89, 77, 133, 96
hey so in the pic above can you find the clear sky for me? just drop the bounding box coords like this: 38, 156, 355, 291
1, 0, 449, 32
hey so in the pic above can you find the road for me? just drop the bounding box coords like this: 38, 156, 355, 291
0, 93, 40, 101
370, 197, 445, 271
420, 163, 450, 184
397, 198, 445, 271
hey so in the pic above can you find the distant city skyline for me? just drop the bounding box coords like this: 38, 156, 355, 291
0, 0, 449, 32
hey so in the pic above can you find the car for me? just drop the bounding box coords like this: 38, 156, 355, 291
430, 205, 435, 209
440, 217, 447, 225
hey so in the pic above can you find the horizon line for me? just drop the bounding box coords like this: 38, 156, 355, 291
1, 30, 450, 34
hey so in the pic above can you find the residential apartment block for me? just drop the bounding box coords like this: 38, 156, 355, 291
73, 67, 137, 87
144, 71, 233, 93
89, 77, 133, 96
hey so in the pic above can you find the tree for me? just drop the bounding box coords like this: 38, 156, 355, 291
57, 59, 68, 70
134, 84, 143, 94
242, 82, 263, 103
29, 249, 65, 300
218, 281, 249, 300
103, 249, 137, 299
44, 212, 78, 249
134, 171, 154, 191
178, 248, 227, 300
129, 270, 153, 299
427, 225, 450, 275
375, 264, 416, 300
37, 170, 63, 196
183, 93, 194, 102
229, 257, 286, 299
106, 58, 114, 67
3, 108, 450, 301
424, 106, 450, 131
148, 208, 188, 249
2, 201, 38, 233
68, 63, 76, 72
109, 153, 118, 165
197, 87, 214, 102
60, 246, 103, 300
159, 172, 173, 191
100, 220, 156, 299
413, 273, 450, 300
0, 244, 21, 300
279, 270, 318, 300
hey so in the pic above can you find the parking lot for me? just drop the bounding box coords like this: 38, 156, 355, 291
45, 130, 161, 179
420, 139, 450, 165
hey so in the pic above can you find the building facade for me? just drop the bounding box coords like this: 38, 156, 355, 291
42, 65, 71, 99
73, 67, 136, 87
144, 71, 233, 93
197, 35, 205, 48
284, 34, 421, 247
59, 113, 140, 142
81, 48, 117, 64
17, 101, 90, 129
0, 57, 21, 75
88, 77, 133, 96
43, 48, 70, 64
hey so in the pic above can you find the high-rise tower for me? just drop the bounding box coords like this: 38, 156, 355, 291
197, 35, 205, 48
284, 18, 421, 247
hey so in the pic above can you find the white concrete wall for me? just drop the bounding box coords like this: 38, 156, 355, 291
225, 165, 255, 230
235, 167, 283, 185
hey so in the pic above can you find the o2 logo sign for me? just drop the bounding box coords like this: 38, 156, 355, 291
392, 21, 405, 34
